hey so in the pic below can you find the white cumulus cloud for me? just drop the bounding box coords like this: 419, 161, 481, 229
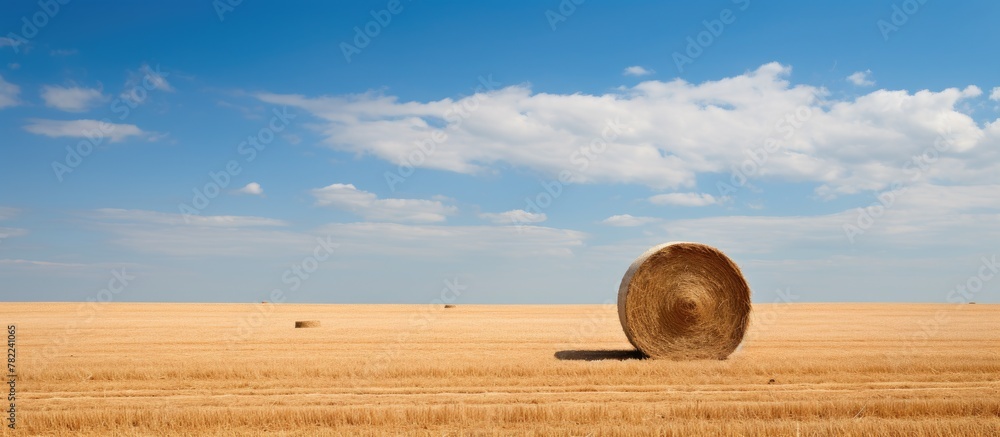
236, 182, 264, 196
847, 70, 875, 86
312, 183, 456, 223
990, 87, 1000, 102
649, 192, 724, 207
623, 66, 654, 76
256, 62, 999, 198
40, 85, 106, 112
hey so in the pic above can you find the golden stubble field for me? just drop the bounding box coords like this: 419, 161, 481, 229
2, 302, 999, 436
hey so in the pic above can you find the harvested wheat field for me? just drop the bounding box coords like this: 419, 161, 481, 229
3, 302, 1000, 436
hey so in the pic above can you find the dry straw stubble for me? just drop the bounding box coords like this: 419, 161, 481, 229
617, 242, 751, 359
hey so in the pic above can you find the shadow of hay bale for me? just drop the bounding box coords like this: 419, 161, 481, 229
554, 349, 646, 361
294, 321, 320, 328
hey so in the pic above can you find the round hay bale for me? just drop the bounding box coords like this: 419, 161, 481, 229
444, 304, 456, 309
617, 242, 751, 360
294, 320, 320, 328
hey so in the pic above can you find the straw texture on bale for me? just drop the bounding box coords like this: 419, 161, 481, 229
617, 242, 751, 360
294, 321, 321, 328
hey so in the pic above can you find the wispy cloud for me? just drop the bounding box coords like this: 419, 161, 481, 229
40, 85, 106, 112
651, 184, 1000, 255
49, 48, 78, 56
317, 222, 586, 258
86, 208, 588, 260
649, 192, 725, 207
216, 100, 264, 120
0, 37, 20, 49
92, 208, 286, 227
88, 209, 305, 257
0, 259, 87, 268
0, 74, 20, 109
312, 183, 456, 223
137, 63, 173, 92
601, 214, 659, 227
120, 63, 174, 106
0, 207, 25, 242
0, 227, 27, 241
479, 209, 547, 224
23, 119, 150, 142
0, 207, 19, 221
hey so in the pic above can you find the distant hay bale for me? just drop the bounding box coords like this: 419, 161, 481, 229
969, 301, 976, 304
444, 304, 456, 309
294, 320, 320, 328
617, 242, 751, 360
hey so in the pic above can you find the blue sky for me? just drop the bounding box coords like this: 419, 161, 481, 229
1, 1, 999, 304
